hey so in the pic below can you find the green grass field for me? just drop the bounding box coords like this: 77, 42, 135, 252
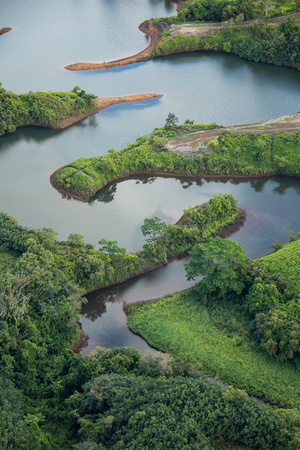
127, 289, 300, 409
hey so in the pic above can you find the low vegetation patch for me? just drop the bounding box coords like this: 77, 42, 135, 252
175, 0, 298, 23
126, 237, 300, 407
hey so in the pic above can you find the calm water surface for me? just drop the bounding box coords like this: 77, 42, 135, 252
1, 0, 299, 352
80, 175, 300, 353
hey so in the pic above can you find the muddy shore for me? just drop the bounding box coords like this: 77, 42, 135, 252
55, 93, 162, 130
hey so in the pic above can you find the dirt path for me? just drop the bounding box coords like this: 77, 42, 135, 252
167, 113, 300, 154
55, 93, 162, 129
170, 12, 300, 37
64, 13, 300, 71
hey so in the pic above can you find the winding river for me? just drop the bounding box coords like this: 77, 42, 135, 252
1, 0, 300, 353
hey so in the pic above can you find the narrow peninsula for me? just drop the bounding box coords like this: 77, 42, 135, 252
0, 83, 162, 136
65, 9, 300, 71
0, 27, 12, 35
50, 113, 300, 202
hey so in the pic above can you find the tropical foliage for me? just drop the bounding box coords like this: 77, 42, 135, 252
0, 83, 97, 136
127, 236, 300, 409
176, 0, 298, 22
152, 18, 300, 68
52, 122, 300, 201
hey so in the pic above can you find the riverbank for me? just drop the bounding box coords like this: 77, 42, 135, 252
82, 206, 246, 297
126, 288, 300, 409
55, 93, 162, 129
126, 238, 300, 409
64, 13, 300, 71
0, 87, 162, 136
65, 20, 161, 71
0, 27, 12, 36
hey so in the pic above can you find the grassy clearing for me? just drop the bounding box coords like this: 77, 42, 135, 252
126, 290, 300, 409
257, 238, 300, 299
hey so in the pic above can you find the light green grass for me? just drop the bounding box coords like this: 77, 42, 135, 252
127, 290, 300, 409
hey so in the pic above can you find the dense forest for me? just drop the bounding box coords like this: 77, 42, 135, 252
176, 0, 298, 22
0, 84, 97, 136
150, 0, 300, 68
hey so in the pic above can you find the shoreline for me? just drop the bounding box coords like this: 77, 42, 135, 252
50, 169, 300, 203
50, 112, 300, 202
54, 93, 162, 130
64, 13, 300, 72
0, 27, 12, 36
77, 208, 246, 297
64, 20, 161, 71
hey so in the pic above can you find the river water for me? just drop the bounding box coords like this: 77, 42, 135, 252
1, 0, 299, 353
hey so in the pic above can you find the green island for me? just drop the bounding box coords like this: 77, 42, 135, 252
0, 83, 161, 136
51, 112, 300, 202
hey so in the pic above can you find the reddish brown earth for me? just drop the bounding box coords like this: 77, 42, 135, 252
167, 113, 300, 155
64, 13, 300, 71
65, 20, 161, 71
55, 93, 162, 129
0, 27, 12, 36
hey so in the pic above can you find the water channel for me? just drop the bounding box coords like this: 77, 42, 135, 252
1, 0, 300, 353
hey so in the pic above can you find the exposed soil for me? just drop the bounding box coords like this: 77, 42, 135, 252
64, 20, 162, 71
0, 27, 12, 36
168, 12, 300, 38
166, 113, 300, 155
55, 93, 162, 129
64, 13, 300, 71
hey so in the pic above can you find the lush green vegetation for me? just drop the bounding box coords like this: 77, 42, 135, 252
0, 248, 19, 275
176, 0, 298, 22
4, 202, 298, 448
2, 343, 299, 449
151, 17, 300, 68
65, 349, 298, 449
0, 83, 97, 136
52, 121, 300, 201
0, 193, 241, 294
126, 237, 300, 408
51, 121, 220, 200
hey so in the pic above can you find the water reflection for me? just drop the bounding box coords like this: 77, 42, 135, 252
91, 184, 118, 203
249, 178, 269, 192
80, 257, 199, 353
80, 175, 300, 353
273, 180, 300, 196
